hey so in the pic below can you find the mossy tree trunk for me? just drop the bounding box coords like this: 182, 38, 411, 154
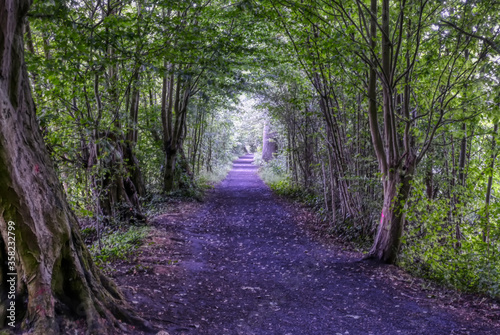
0, 1, 149, 333
368, 164, 415, 263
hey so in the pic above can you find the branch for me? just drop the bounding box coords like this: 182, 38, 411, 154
441, 19, 500, 54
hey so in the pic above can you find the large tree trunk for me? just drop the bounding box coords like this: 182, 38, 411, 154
88, 137, 145, 222
124, 142, 147, 198
87, 69, 144, 221
0, 1, 149, 333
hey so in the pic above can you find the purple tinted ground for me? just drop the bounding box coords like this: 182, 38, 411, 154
119, 154, 499, 335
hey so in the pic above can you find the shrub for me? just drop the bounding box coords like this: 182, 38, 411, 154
90, 226, 150, 267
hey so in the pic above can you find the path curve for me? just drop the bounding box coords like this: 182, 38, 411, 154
148, 154, 497, 335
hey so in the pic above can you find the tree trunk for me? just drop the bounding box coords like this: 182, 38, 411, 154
321, 161, 329, 212
124, 142, 146, 198
262, 122, 277, 162
327, 147, 337, 224
368, 164, 415, 263
0, 1, 149, 333
163, 148, 177, 192
366, 0, 416, 263
161, 62, 192, 192
483, 122, 498, 243
124, 69, 146, 199
90, 68, 144, 220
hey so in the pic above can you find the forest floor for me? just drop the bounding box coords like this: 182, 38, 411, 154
111, 154, 500, 335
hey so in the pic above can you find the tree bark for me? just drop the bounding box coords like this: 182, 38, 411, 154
161, 62, 193, 192
0, 1, 149, 333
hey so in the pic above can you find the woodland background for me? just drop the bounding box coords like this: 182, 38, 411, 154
24, 0, 500, 300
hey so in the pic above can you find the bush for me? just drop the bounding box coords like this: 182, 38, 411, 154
399, 181, 500, 298
258, 157, 305, 199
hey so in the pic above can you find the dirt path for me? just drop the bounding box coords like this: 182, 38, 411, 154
114, 154, 499, 334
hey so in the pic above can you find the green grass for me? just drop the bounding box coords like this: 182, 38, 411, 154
258, 161, 303, 199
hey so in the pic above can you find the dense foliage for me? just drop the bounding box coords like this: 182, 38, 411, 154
254, 0, 500, 295
26, 0, 268, 214
25, 0, 500, 297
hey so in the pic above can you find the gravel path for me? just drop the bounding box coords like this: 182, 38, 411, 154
122, 154, 498, 335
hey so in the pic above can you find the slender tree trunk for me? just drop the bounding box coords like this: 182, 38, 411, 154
124, 71, 146, 198
319, 95, 360, 222
453, 48, 470, 247
291, 118, 298, 184
122, 4, 145, 199
161, 61, 176, 192
483, 122, 498, 243
262, 122, 277, 162
321, 161, 329, 212
0, 1, 149, 333
327, 146, 337, 224
127, 71, 140, 145
453, 123, 467, 247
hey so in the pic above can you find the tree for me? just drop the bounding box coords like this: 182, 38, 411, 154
0, 0, 148, 333
346, 0, 481, 262
25, 0, 151, 222
262, 122, 277, 161
264, 0, 484, 263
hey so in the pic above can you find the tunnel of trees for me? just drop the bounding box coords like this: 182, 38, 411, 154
0, 0, 499, 332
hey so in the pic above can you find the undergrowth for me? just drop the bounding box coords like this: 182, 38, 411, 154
196, 159, 235, 188
399, 236, 500, 298
90, 225, 151, 269
258, 157, 372, 247
399, 182, 500, 298
140, 160, 236, 216
258, 158, 302, 199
